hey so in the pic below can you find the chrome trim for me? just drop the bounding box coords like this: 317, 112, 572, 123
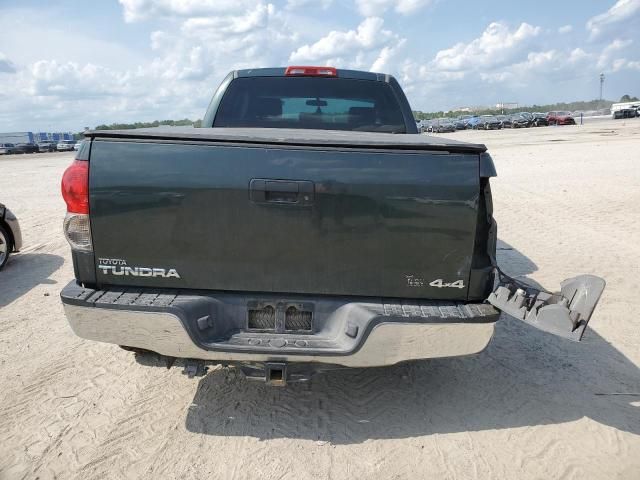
63, 304, 495, 367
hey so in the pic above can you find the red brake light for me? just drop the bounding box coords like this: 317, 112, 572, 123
61, 160, 89, 214
285, 66, 337, 77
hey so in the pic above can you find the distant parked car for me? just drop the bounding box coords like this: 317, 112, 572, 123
547, 111, 576, 125
497, 115, 512, 128
456, 115, 473, 129
515, 112, 534, 125
612, 108, 636, 119
37, 141, 57, 152
531, 113, 549, 127
453, 118, 468, 130
14, 143, 39, 154
0, 143, 18, 155
510, 114, 530, 128
475, 115, 502, 130
429, 118, 456, 133
57, 140, 76, 151
73, 141, 82, 151
0, 202, 23, 270
465, 116, 481, 129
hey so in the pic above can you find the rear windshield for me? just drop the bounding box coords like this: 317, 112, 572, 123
214, 77, 407, 133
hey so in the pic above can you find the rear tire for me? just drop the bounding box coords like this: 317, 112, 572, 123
0, 224, 12, 270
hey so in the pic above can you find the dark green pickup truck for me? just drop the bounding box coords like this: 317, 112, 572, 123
60, 66, 604, 384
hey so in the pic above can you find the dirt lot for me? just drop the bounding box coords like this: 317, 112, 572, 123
1, 118, 639, 480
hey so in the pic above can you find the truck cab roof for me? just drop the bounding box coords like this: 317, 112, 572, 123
202, 66, 418, 133
234, 67, 391, 83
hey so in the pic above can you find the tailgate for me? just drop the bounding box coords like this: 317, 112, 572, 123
89, 138, 480, 300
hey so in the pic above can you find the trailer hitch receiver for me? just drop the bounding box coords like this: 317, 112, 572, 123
488, 274, 605, 341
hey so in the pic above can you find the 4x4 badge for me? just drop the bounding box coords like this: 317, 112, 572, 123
429, 279, 465, 289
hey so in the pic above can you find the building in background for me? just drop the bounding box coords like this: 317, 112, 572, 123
495, 102, 518, 112
0, 131, 74, 144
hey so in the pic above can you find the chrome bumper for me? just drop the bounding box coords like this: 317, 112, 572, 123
61, 282, 499, 368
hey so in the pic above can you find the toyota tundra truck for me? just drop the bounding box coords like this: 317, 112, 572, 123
60, 66, 605, 384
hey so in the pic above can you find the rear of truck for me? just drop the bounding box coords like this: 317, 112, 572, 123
60, 67, 604, 383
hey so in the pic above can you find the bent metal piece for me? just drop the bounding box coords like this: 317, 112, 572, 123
488, 275, 606, 341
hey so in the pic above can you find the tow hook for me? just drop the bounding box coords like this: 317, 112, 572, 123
488, 274, 605, 341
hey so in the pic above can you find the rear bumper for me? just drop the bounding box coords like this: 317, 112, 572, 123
61, 281, 499, 368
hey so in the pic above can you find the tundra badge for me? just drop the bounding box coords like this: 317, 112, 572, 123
97, 258, 181, 279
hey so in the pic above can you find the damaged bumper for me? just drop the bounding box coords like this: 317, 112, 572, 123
60, 271, 605, 373
60, 281, 499, 368
488, 275, 606, 341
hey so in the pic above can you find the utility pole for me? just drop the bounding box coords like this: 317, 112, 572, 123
599, 73, 605, 102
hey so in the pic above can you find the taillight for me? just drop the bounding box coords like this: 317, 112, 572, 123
61, 159, 92, 251
285, 66, 337, 77
63, 213, 92, 251
61, 160, 89, 214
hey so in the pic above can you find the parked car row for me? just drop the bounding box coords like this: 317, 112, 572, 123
417, 111, 580, 133
0, 140, 82, 155
612, 107, 639, 119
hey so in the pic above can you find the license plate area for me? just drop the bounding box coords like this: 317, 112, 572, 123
247, 301, 314, 334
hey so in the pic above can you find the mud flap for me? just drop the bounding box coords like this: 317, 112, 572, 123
487, 275, 606, 341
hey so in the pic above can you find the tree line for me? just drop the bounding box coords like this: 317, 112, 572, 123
93, 118, 202, 130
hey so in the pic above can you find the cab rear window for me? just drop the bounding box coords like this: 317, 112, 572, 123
214, 77, 407, 133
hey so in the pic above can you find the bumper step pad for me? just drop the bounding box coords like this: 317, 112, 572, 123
488, 275, 606, 341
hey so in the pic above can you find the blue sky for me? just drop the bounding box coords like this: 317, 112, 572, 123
0, 0, 638, 131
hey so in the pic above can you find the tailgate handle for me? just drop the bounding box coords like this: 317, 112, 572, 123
250, 179, 314, 205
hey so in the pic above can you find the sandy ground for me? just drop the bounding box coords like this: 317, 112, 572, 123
0, 118, 639, 480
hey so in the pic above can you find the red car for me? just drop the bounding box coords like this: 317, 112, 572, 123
546, 111, 576, 125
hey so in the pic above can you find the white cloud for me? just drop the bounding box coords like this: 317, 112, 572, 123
396, 21, 616, 110
0, 52, 16, 73
597, 38, 633, 68
587, 0, 640, 38
431, 22, 540, 71
355, 0, 432, 16
118, 0, 261, 22
27, 60, 129, 98
558, 24, 573, 34
483, 48, 593, 84
286, 0, 333, 9
0, 1, 297, 130
610, 57, 640, 71
181, 4, 274, 37
289, 17, 403, 70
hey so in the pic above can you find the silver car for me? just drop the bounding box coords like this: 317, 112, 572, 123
57, 140, 76, 151
0, 203, 23, 270
0, 143, 17, 155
